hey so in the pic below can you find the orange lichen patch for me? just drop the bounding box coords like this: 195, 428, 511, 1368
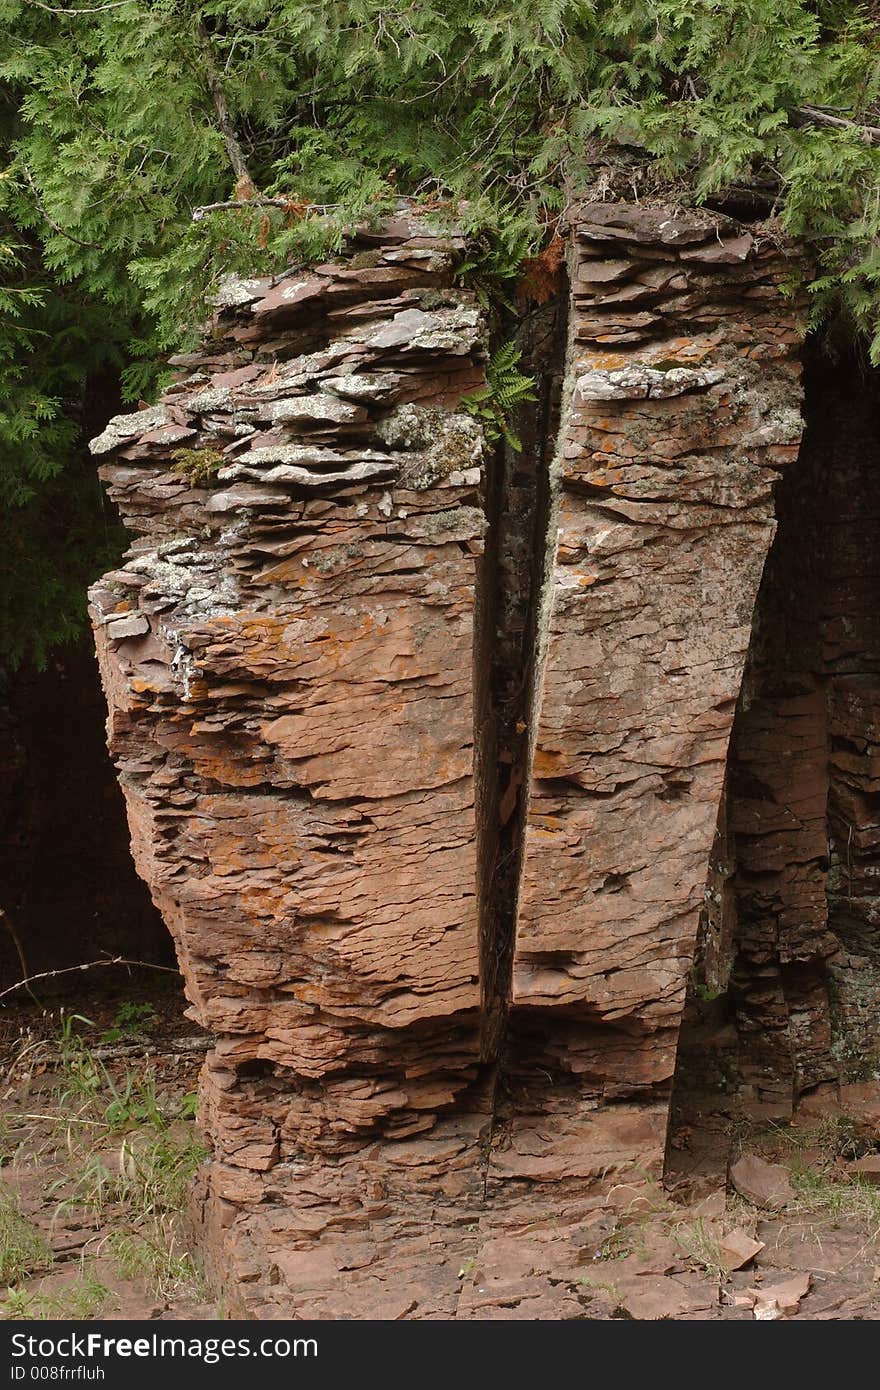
235, 614, 291, 649
532, 748, 568, 778
183, 750, 275, 788
578, 413, 624, 436
575, 351, 629, 373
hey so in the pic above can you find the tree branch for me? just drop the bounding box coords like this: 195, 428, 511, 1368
796, 104, 880, 145
191, 197, 341, 221
195, 21, 254, 188
21, 164, 99, 249
24, 0, 137, 12
191, 195, 290, 222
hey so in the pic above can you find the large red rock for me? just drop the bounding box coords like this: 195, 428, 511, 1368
90, 203, 809, 1316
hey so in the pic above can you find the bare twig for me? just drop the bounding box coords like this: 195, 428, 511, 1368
20, 1037, 211, 1071
191, 197, 341, 221
89, 1036, 211, 1060
0, 908, 36, 1005
24, 0, 137, 12
191, 195, 292, 222
0, 956, 179, 1004
796, 105, 880, 145
20, 164, 99, 248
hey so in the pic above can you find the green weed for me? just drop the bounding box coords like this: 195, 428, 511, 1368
171, 447, 225, 486
99, 1002, 159, 1045
108, 1227, 206, 1301
0, 1188, 51, 1283
460, 342, 536, 451
3, 1266, 111, 1321
671, 1216, 727, 1282
54, 1125, 208, 1220
790, 1169, 880, 1226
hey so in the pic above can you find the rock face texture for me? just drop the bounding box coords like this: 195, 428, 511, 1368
89, 219, 489, 1136
89, 203, 809, 1315
675, 349, 880, 1122
90, 216, 498, 1314
506, 202, 805, 1180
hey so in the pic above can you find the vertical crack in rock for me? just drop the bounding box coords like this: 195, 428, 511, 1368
473, 280, 571, 1200
476, 286, 570, 1068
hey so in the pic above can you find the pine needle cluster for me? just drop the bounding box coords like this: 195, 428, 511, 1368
2, 0, 880, 662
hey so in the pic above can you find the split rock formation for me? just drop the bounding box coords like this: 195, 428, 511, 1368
89, 201, 807, 1314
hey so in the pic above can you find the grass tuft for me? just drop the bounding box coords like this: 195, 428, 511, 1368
0, 1187, 51, 1284
4, 1265, 111, 1321
108, 1227, 206, 1300
1, 1009, 213, 1319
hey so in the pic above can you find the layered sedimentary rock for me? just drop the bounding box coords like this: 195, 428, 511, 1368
678, 351, 880, 1119
90, 202, 810, 1314
506, 202, 805, 1181
88, 216, 495, 1301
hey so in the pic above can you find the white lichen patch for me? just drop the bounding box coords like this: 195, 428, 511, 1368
376, 406, 483, 491
89, 406, 171, 455
576, 365, 726, 402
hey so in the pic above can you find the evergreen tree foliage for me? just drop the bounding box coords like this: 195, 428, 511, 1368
2, 0, 880, 664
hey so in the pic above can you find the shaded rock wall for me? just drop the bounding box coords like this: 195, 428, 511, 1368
89, 204, 808, 1314
677, 350, 880, 1121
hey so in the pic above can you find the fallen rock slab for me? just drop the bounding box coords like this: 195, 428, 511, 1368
730, 1154, 794, 1208
748, 1272, 812, 1319
693, 1189, 727, 1220
615, 1273, 718, 1321
846, 1155, 880, 1185
719, 1227, 765, 1272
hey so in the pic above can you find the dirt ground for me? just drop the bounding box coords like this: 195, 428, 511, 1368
4, 977, 880, 1321
0, 976, 219, 1320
